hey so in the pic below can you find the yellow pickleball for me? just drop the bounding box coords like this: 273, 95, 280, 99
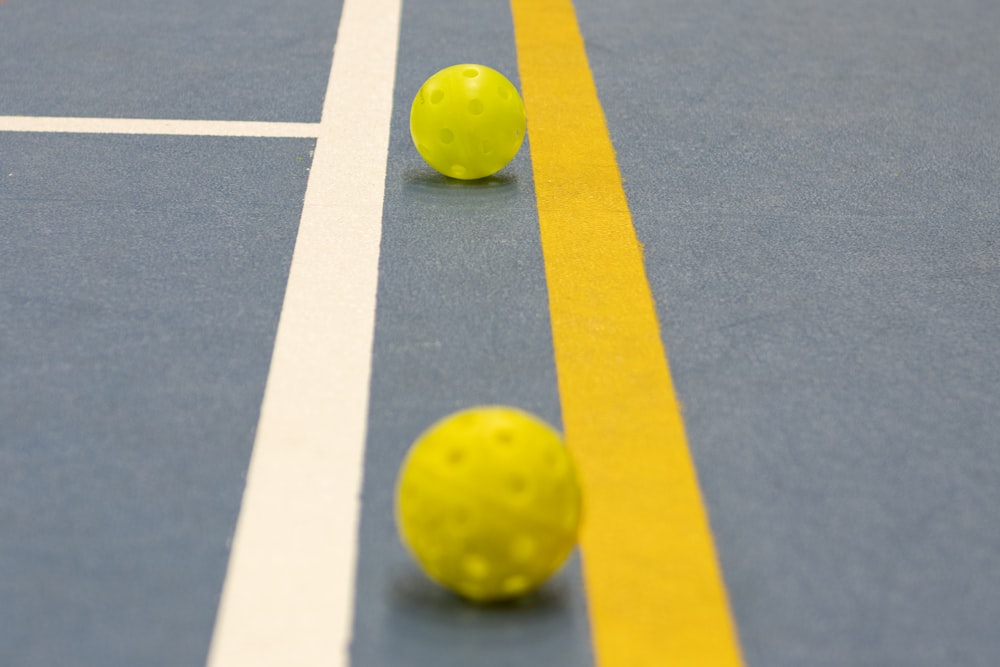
410, 64, 527, 180
395, 406, 582, 602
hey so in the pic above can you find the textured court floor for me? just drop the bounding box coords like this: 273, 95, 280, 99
2, 1, 999, 666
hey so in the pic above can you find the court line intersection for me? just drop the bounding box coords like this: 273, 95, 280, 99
1, 1, 740, 664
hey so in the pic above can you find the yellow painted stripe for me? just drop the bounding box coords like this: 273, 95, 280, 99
510, 1, 744, 665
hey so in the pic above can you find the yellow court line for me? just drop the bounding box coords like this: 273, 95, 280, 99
509, 1, 744, 665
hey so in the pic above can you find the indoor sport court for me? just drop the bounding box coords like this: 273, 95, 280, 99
2, 0, 998, 665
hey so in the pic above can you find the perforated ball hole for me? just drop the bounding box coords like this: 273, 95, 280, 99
508, 474, 528, 495
463, 68, 479, 78
446, 446, 465, 466
468, 99, 484, 115
439, 128, 454, 144
430, 90, 444, 104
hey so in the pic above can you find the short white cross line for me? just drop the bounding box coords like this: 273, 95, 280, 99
0, 115, 321, 137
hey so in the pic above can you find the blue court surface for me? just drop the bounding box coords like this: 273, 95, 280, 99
2, 1, 999, 666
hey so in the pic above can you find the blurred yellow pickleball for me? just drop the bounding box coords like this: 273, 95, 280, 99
409, 64, 527, 180
395, 406, 582, 602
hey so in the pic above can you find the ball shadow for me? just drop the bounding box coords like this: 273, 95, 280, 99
401, 168, 522, 209
404, 170, 518, 190
389, 565, 572, 626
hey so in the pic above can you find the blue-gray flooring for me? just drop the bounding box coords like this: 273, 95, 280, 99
0, 133, 310, 666
576, 0, 1000, 664
0, 0, 341, 121
349, 0, 594, 665
1, 0, 999, 665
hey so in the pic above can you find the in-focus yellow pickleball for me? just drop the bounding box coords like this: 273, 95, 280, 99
410, 64, 527, 180
395, 406, 582, 602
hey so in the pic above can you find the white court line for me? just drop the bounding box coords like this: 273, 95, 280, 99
205, 0, 401, 665
0, 115, 320, 137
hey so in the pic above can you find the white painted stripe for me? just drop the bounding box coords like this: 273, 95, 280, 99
204, 0, 401, 665
0, 115, 319, 137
